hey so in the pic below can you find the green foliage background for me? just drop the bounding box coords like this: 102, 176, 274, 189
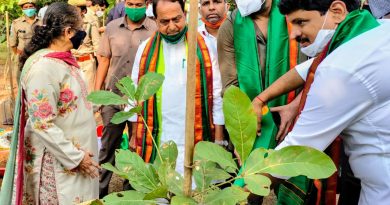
0, 0, 67, 44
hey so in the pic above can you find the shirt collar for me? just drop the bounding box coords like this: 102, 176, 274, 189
22, 15, 39, 23
198, 23, 209, 37
119, 16, 151, 31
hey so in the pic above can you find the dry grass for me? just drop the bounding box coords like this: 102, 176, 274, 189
0, 43, 7, 65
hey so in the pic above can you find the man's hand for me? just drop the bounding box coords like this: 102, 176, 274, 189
234, 149, 242, 166
78, 150, 100, 178
12, 47, 22, 55
98, 26, 106, 33
270, 103, 298, 143
270, 94, 301, 143
130, 122, 138, 152
252, 97, 266, 135
129, 133, 136, 152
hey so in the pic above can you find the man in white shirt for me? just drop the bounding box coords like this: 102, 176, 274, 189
251, 1, 390, 204
130, 0, 224, 175
198, 0, 228, 146
198, 0, 228, 44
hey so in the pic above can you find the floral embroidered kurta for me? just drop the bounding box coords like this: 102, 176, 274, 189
20, 49, 98, 204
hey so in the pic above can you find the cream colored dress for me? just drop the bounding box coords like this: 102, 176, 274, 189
20, 49, 98, 204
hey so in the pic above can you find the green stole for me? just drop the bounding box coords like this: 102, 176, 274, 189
135, 32, 215, 163
279, 10, 379, 205
233, 0, 291, 186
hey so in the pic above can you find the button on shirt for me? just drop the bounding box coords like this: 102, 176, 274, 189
276, 22, 390, 205
97, 16, 157, 93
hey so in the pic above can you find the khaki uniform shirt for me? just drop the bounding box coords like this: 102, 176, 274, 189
97, 16, 157, 93
72, 9, 101, 57
10, 16, 41, 51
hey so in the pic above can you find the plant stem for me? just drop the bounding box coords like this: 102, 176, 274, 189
140, 115, 163, 163
192, 176, 242, 198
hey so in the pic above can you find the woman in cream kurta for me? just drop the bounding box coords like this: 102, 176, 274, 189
20, 49, 98, 204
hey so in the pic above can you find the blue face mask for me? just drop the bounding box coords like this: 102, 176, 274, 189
23, 8, 37, 17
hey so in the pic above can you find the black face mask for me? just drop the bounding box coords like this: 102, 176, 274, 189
70, 30, 86, 49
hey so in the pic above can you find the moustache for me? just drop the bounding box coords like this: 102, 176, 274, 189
296, 36, 310, 44
206, 14, 221, 19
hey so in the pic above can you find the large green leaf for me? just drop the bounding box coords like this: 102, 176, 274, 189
261, 146, 337, 179
102, 191, 154, 205
223, 86, 257, 163
171, 196, 198, 205
244, 174, 271, 196
157, 163, 169, 186
154, 140, 178, 169
194, 141, 237, 173
193, 161, 231, 193
204, 186, 249, 205
166, 169, 184, 196
114, 149, 160, 193
87, 90, 128, 105
134, 72, 165, 102
115, 76, 136, 100
143, 186, 168, 200
241, 148, 268, 176
110, 107, 141, 124
101, 163, 129, 180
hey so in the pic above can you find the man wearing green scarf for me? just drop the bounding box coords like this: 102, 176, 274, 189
129, 0, 225, 177
251, 1, 390, 205
217, 0, 308, 203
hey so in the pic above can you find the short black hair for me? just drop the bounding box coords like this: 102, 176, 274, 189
278, 0, 360, 15
79, 5, 87, 13
152, 0, 185, 18
92, 0, 105, 7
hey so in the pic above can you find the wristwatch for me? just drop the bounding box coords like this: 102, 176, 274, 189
215, 140, 229, 147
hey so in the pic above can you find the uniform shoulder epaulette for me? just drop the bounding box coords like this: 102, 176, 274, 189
13, 17, 24, 23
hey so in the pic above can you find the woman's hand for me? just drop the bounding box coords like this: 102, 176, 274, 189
78, 150, 100, 178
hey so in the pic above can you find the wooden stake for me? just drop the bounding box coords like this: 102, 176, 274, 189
183, 0, 198, 197
5, 11, 15, 102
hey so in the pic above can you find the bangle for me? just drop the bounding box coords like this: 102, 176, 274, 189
256, 96, 267, 104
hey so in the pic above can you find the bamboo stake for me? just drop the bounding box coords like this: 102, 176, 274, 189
6, 11, 15, 103
183, 0, 198, 197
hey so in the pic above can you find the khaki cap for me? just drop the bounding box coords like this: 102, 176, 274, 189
68, 0, 87, 6
18, 0, 36, 6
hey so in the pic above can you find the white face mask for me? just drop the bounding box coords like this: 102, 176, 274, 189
96, 10, 104, 18
300, 12, 336, 57
146, 4, 154, 17
236, 0, 265, 17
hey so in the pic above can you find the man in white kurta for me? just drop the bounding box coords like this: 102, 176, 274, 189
251, 2, 390, 204
130, 0, 224, 175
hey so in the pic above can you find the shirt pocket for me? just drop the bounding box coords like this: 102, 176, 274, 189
19, 29, 32, 40
111, 39, 126, 57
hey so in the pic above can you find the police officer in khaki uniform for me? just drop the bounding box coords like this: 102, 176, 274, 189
10, 0, 42, 81
68, 0, 102, 93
